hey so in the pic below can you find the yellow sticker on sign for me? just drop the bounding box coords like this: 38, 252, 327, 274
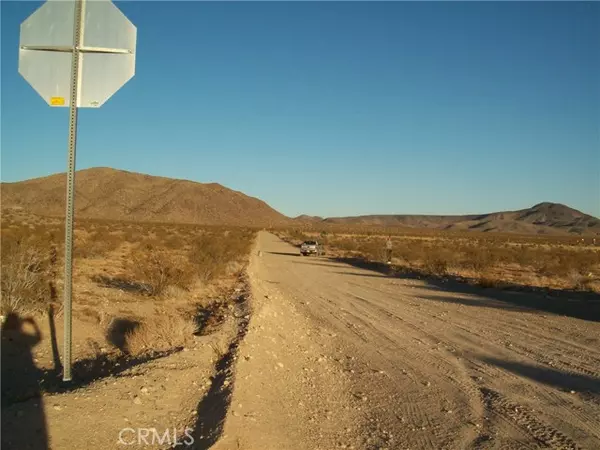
50, 97, 65, 106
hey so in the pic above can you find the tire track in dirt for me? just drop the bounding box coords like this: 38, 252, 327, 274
339, 272, 600, 447
480, 387, 581, 450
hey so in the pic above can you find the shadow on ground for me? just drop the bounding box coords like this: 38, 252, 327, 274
266, 251, 300, 257
91, 274, 152, 295
193, 301, 229, 337
1, 313, 48, 450
106, 318, 141, 353
480, 357, 600, 396
176, 290, 251, 450
2, 312, 179, 406
327, 256, 600, 322
2, 311, 180, 450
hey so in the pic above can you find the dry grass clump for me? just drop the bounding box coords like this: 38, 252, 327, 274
125, 244, 196, 296
111, 226, 256, 297
74, 228, 122, 259
1, 231, 57, 315
124, 308, 196, 355
566, 270, 595, 292
188, 229, 255, 282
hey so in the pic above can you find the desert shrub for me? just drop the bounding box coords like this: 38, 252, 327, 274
422, 254, 449, 276
536, 257, 570, 278
566, 271, 594, 292
559, 249, 598, 275
533, 249, 597, 278
124, 309, 196, 355
462, 247, 495, 272
126, 244, 195, 296
318, 233, 331, 246
1, 233, 56, 315
74, 229, 122, 259
334, 238, 359, 252
188, 229, 255, 281
153, 226, 172, 243
357, 239, 385, 260
513, 245, 538, 268
161, 233, 186, 250
121, 226, 143, 243
393, 240, 421, 263
288, 229, 310, 243
476, 274, 505, 289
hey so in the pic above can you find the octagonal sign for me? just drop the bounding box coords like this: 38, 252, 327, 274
19, 0, 137, 108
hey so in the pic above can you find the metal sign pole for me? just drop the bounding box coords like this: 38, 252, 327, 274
18, 0, 137, 381
63, 0, 85, 382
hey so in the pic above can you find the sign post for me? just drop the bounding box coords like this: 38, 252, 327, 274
19, 0, 137, 381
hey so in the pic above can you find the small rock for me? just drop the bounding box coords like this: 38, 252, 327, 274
133, 396, 142, 405
277, 362, 284, 368
140, 387, 149, 394
53, 405, 62, 411
570, 390, 576, 394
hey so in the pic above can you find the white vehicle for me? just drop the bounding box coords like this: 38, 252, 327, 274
300, 240, 323, 256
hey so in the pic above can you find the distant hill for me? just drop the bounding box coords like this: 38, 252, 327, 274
1, 167, 289, 227
312, 202, 600, 236
294, 214, 324, 223
3, 168, 597, 235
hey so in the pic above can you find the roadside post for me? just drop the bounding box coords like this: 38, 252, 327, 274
18, 0, 137, 381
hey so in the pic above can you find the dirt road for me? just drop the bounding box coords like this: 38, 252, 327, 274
216, 232, 600, 450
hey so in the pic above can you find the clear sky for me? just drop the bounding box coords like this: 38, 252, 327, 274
2, 1, 599, 218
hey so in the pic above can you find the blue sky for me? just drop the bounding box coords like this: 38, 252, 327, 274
2, 1, 599, 218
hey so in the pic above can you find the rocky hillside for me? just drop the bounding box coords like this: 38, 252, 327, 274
1, 167, 289, 227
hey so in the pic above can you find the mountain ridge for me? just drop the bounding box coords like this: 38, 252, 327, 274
1, 167, 288, 227
2, 167, 598, 235
300, 202, 599, 235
